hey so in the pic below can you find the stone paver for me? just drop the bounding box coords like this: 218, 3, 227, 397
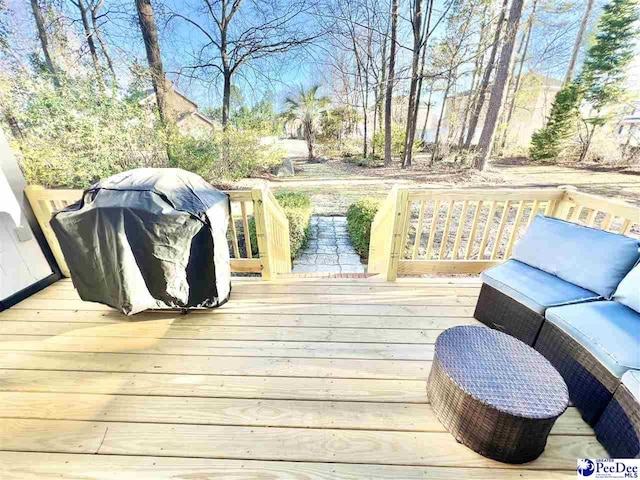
292, 216, 366, 274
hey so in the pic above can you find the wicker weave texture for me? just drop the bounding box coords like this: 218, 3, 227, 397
427, 326, 568, 464
534, 320, 619, 426
595, 383, 640, 458
474, 283, 545, 346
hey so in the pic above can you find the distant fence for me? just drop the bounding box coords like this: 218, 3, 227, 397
369, 185, 640, 281
25, 185, 291, 280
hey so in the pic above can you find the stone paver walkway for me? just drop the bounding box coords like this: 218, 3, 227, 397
292, 216, 366, 274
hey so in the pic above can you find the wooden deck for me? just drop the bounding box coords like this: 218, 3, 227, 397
0, 276, 605, 479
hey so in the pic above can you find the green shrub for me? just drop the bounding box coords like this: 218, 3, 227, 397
170, 128, 284, 182
249, 191, 312, 259
347, 198, 381, 258
372, 125, 419, 159
14, 79, 166, 188
346, 156, 384, 168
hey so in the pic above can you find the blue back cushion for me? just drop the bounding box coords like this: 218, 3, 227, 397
614, 262, 640, 313
513, 215, 640, 298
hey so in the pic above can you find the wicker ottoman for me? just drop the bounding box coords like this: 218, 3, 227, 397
427, 326, 569, 464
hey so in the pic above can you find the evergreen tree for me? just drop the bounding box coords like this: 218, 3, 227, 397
530, 0, 639, 161
529, 82, 582, 160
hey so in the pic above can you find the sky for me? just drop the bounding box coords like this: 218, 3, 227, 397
4, 0, 640, 112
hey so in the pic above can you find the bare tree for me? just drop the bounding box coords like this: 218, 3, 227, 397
383, 0, 398, 166
400, 0, 425, 167
168, 0, 316, 128
464, 0, 508, 148
499, 0, 537, 151
564, 0, 595, 84
473, 0, 525, 170
70, 0, 105, 89
89, 0, 116, 86
136, 0, 170, 127
30, 0, 60, 87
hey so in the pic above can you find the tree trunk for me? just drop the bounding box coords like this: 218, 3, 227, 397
384, 0, 399, 167
431, 75, 453, 166
402, 0, 424, 168
500, 0, 537, 152
136, 0, 171, 162
30, 0, 59, 88
76, 0, 105, 90
305, 120, 314, 160
464, 0, 509, 148
420, 84, 433, 142
405, 0, 434, 167
578, 124, 596, 162
565, 0, 595, 85
376, 31, 388, 137
222, 70, 232, 128
458, 1, 490, 147
473, 0, 525, 171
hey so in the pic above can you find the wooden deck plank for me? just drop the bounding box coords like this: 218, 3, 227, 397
39, 282, 482, 297
0, 391, 594, 436
0, 370, 430, 403
0, 418, 606, 469
10, 298, 474, 317
0, 452, 577, 479
0, 310, 479, 329
0, 277, 604, 477
0, 322, 443, 343
0, 336, 435, 360
0, 351, 430, 379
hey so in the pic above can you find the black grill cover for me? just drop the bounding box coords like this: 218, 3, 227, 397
51, 168, 231, 315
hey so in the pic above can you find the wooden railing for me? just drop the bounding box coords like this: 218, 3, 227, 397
25, 185, 291, 280
369, 185, 640, 281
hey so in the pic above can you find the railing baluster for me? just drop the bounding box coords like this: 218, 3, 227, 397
620, 219, 632, 235
601, 213, 613, 231
491, 201, 511, 260
228, 215, 240, 258
478, 201, 497, 260
505, 200, 526, 259
425, 200, 440, 260
544, 200, 555, 216
439, 200, 455, 260
241, 201, 252, 259
465, 200, 483, 260
412, 200, 426, 260
585, 209, 597, 226
452, 200, 469, 260
526, 200, 540, 228
570, 205, 583, 222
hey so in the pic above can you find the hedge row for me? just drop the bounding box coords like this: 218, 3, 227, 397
346, 198, 381, 259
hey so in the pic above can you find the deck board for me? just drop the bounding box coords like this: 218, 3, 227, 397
0, 277, 604, 478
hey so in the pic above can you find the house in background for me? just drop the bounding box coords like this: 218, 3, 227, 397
616, 100, 640, 147
440, 73, 563, 151
139, 81, 220, 136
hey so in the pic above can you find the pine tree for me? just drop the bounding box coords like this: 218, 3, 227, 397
529, 82, 582, 160
530, 0, 639, 161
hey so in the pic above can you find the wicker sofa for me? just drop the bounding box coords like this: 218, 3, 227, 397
474, 215, 640, 438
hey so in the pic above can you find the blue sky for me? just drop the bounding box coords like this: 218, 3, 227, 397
5, 0, 639, 111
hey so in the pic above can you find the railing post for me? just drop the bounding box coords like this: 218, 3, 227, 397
251, 188, 272, 280
551, 185, 577, 220
386, 187, 410, 282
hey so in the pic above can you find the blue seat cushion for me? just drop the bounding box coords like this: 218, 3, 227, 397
481, 259, 600, 315
513, 215, 640, 298
545, 301, 640, 378
614, 262, 640, 314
